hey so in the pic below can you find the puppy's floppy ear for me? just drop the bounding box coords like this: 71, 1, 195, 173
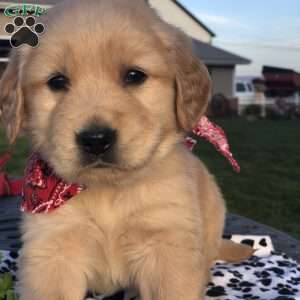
173, 38, 211, 132
0, 50, 25, 144
156, 23, 212, 132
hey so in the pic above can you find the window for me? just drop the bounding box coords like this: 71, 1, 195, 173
236, 82, 246, 92
247, 83, 253, 92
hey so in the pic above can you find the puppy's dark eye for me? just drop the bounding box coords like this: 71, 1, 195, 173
47, 74, 70, 91
124, 69, 147, 86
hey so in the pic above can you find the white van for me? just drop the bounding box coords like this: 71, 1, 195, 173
235, 77, 256, 105
235, 76, 266, 116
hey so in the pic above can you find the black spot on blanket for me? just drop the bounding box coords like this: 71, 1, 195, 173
213, 271, 225, 277
277, 288, 296, 295
290, 277, 300, 284
9, 251, 19, 259
206, 285, 227, 297
239, 281, 255, 287
261, 271, 271, 278
277, 260, 297, 268
241, 239, 255, 247
261, 278, 272, 286
259, 238, 267, 247
267, 267, 285, 276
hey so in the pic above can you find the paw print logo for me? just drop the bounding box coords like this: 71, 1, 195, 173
5, 16, 45, 48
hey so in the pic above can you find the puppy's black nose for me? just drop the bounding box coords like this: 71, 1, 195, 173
76, 127, 117, 156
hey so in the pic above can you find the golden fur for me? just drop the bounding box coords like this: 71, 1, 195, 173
0, 1, 252, 299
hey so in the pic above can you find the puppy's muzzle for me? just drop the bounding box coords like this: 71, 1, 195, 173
76, 126, 117, 164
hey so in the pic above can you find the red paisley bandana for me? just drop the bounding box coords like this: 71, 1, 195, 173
21, 153, 85, 214
20, 117, 240, 214
185, 116, 241, 173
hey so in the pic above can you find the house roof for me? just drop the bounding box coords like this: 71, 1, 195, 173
192, 39, 251, 66
171, 0, 216, 37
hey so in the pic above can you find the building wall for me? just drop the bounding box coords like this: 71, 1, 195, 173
209, 66, 235, 98
149, 0, 212, 43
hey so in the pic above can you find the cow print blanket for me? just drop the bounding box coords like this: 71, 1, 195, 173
1, 235, 299, 300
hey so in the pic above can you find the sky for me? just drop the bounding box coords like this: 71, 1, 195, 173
180, 0, 300, 76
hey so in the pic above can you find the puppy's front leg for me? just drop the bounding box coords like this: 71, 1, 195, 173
18, 245, 88, 300
134, 233, 207, 300
17, 221, 97, 300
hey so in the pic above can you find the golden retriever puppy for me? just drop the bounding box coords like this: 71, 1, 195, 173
0, 0, 251, 299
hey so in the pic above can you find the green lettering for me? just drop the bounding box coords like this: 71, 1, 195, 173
35, 6, 48, 17
3, 4, 48, 17
4, 5, 20, 17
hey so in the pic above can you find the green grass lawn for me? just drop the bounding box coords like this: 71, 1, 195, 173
0, 119, 300, 239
